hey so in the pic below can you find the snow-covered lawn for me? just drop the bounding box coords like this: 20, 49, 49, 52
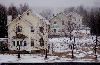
0, 53, 99, 63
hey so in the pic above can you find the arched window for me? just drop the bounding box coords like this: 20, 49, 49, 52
17, 26, 22, 32
39, 38, 44, 46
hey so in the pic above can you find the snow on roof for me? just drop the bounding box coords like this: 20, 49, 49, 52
20, 17, 32, 26
28, 11, 50, 25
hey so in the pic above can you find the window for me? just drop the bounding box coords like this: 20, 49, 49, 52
31, 39, 34, 46
20, 41, 22, 46
68, 21, 70, 25
17, 41, 19, 46
54, 21, 57, 24
31, 27, 34, 32
39, 38, 44, 46
62, 29, 64, 32
75, 19, 76, 21
74, 24, 76, 27
17, 26, 22, 32
12, 41, 15, 46
24, 41, 27, 46
54, 29, 56, 33
62, 21, 64, 25
27, 13, 29, 15
58, 29, 60, 32
39, 27, 44, 33
79, 24, 80, 27
79, 19, 80, 21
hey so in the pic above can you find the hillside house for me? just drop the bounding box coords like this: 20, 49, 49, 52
67, 12, 83, 29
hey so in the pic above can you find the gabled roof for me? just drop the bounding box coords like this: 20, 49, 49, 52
21, 10, 50, 25
67, 12, 73, 16
7, 16, 32, 26
67, 12, 83, 18
49, 16, 63, 21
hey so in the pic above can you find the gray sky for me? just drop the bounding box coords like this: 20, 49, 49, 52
0, 0, 97, 8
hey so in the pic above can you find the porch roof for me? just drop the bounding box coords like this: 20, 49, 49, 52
51, 26, 60, 28
12, 34, 28, 39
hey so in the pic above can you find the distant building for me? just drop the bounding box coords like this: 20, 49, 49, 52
67, 12, 83, 29
7, 10, 50, 53
49, 12, 72, 37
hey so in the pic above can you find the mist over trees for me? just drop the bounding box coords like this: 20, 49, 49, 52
18, 3, 29, 15
7, 4, 18, 20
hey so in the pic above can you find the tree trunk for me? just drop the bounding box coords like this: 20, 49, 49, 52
45, 49, 47, 58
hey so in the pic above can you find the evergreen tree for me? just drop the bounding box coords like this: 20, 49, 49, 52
0, 4, 7, 38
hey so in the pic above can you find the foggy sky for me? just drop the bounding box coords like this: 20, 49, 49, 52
0, 0, 97, 8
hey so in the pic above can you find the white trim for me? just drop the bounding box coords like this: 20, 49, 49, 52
7, 16, 32, 26
29, 27, 30, 50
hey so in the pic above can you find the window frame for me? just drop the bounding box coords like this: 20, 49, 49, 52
54, 21, 57, 25
39, 27, 44, 33
31, 27, 34, 33
17, 26, 22, 32
54, 29, 56, 33
27, 13, 29, 15
20, 41, 22, 46
39, 38, 44, 46
17, 41, 19, 46
12, 41, 15, 46
24, 41, 27, 46
31, 39, 34, 46
68, 21, 70, 25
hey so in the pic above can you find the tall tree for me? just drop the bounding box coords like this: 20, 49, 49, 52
0, 4, 7, 38
18, 3, 29, 15
8, 4, 18, 20
40, 9, 52, 20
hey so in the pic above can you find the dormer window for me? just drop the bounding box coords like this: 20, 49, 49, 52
27, 13, 29, 15
31, 39, 34, 46
31, 27, 34, 32
17, 26, 22, 32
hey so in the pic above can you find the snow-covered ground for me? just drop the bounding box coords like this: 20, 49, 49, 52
0, 30, 100, 63
0, 53, 99, 63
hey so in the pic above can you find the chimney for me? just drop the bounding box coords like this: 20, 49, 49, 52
7, 15, 12, 24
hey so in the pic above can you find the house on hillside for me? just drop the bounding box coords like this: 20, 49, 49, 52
7, 10, 50, 53
67, 12, 83, 29
49, 12, 73, 37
